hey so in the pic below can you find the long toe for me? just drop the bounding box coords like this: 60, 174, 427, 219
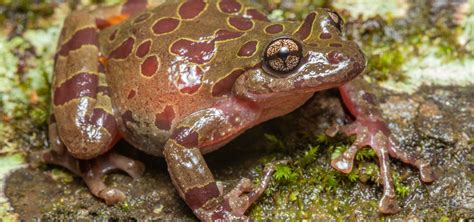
99, 187, 126, 205
124, 160, 145, 179
331, 157, 353, 174
108, 152, 146, 179
236, 178, 253, 193
379, 195, 401, 214
420, 163, 436, 183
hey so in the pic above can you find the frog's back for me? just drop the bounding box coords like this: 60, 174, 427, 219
99, 0, 277, 155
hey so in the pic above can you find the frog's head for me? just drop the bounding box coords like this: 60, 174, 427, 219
234, 8, 366, 100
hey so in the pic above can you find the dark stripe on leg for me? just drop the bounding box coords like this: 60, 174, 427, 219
57, 28, 98, 57
185, 182, 220, 210
90, 108, 117, 136
53, 73, 98, 106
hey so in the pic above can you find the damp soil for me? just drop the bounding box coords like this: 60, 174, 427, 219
5, 84, 474, 220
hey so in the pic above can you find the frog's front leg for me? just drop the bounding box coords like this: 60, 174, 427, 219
164, 97, 274, 221
329, 77, 435, 214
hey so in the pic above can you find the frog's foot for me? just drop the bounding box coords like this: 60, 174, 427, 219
328, 119, 434, 214
196, 162, 280, 221
41, 150, 145, 205
227, 161, 281, 215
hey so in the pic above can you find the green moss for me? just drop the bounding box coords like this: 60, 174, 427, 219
361, 8, 471, 82
0, 27, 58, 124
252, 126, 428, 219
393, 174, 411, 198
296, 144, 319, 167
258, 129, 415, 217
152, 204, 163, 215
357, 162, 379, 183
252, 131, 382, 219
364, 44, 408, 82
0, 4, 63, 219
273, 164, 299, 184
355, 147, 376, 161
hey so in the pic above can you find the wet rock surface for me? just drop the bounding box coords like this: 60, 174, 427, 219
6, 84, 473, 220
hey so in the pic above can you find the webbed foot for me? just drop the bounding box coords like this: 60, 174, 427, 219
328, 119, 434, 214
41, 150, 145, 205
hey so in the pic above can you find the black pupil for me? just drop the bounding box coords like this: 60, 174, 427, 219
277, 46, 290, 60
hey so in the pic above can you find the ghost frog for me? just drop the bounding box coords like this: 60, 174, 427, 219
43, 0, 435, 220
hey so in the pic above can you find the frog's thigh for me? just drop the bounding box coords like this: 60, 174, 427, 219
164, 97, 261, 210
53, 9, 121, 160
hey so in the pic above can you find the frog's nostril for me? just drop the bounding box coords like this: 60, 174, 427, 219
327, 51, 345, 64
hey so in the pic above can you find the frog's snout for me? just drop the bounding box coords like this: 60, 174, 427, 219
294, 41, 366, 91
336, 42, 366, 78
325, 42, 366, 84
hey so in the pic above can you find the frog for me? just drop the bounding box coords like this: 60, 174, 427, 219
41, 0, 435, 220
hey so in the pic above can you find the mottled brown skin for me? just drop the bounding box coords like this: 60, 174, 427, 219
44, 0, 434, 220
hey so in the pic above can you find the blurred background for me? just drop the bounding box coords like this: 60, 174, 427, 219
0, 0, 472, 220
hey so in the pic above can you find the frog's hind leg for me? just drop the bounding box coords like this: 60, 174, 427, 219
53, 8, 116, 159
78, 152, 145, 205
47, 2, 151, 204
42, 148, 145, 205
42, 114, 145, 205
53, 0, 161, 160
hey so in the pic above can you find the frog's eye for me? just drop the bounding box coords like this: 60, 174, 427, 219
325, 9, 344, 32
263, 37, 303, 75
